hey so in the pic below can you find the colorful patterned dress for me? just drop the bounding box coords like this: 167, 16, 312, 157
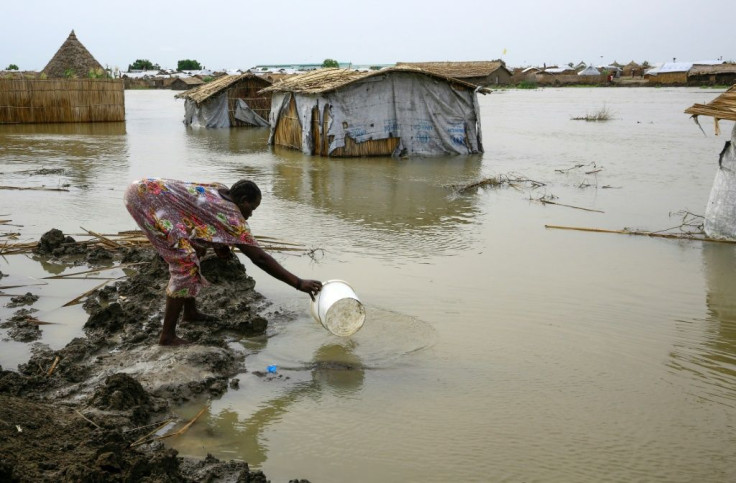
124, 178, 258, 298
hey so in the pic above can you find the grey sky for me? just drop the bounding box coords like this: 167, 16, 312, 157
3, 0, 733, 72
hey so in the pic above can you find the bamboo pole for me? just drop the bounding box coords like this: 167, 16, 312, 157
62, 280, 113, 307
544, 224, 736, 244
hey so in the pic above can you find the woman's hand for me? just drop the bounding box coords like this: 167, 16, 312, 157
296, 279, 322, 301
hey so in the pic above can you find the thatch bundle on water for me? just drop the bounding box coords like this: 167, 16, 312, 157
175, 73, 272, 128
260, 67, 488, 157
0, 30, 124, 124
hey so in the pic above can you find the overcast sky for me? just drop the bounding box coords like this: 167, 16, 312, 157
3, 0, 733, 72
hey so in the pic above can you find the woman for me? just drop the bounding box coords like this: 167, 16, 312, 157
124, 178, 322, 346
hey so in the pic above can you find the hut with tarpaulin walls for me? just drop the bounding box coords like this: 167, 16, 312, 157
175, 73, 272, 128
685, 85, 736, 239
395, 60, 512, 86
259, 67, 487, 157
0, 30, 124, 124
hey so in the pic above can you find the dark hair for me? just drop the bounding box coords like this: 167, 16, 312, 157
229, 180, 261, 204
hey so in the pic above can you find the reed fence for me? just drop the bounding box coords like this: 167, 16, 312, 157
0, 78, 125, 124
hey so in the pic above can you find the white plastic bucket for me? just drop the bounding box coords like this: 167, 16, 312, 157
310, 280, 366, 337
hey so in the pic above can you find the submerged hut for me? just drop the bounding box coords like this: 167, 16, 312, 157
684, 85, 736, 238
0, 30, 124, 124
170, 76, 204, 91
174, 73, 272, 128
395, 60, 511, 86
688, 64, 736, 87
259, 67, 487, 157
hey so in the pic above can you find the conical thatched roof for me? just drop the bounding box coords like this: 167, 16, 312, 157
42, 30, 105, 78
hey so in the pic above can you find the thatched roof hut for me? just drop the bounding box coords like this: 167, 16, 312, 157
395, 60, 511, 86
687, 64, 736, 87
260, 67, 487, 157
41, 30, 106, 78
684, 85, 736, 239
622, 61, 642, 77
685, 84, 736, 134
170, 76, 204, 91
175, 73, 272, 128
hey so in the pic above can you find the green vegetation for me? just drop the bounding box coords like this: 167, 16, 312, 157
177, 59, 202, 71
128, 59, 160, 71
322, 58, 339, 68
63, 68, 76, 78
5, 64, 19, 70
517, 80, 538, 89
571, 106, 613, 121
88, 68, 107, 79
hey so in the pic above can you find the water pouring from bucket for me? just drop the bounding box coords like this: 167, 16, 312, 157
310, 280, 366, 337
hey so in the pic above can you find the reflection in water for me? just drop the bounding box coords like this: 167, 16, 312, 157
272, 154, 485, 257
670, 243, 736, 406
173, 342, 365, 466
184, 126, 270, 155
0, 122, 128, 187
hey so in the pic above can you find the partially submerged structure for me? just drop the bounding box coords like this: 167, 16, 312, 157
170, 76, 204, 91
684, 85, 736, 238
0, 30, 124, 124
175, 73, 272, 128
688, 64, 736, 87
395, 61, 511, 86
259, 67, 487, 157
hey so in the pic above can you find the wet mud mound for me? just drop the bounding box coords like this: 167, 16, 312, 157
0, 229, 306, 482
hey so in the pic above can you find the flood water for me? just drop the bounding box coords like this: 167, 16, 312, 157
1, 87, 735, 482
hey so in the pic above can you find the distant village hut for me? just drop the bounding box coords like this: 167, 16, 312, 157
688, 64, 736, 87
622, 61, 642, 77
0, 30, 124, 124
684, 85, 736, 238
170, 76, 204, 91
175, 73, 272, 128
259, 67, 487, 157
645, 63, 692, 85
395, 61, 512, 86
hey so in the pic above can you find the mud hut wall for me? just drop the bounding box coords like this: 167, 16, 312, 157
226, 81, 272, 127
647, 72, 688, 85
535, 73, 606, 85
0, 78, 125, 123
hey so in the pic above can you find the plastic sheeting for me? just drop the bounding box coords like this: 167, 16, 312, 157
233, 99, 268, 127
268, 72, 483, 156
704, 124, 736, 239
183, 94, 230, 128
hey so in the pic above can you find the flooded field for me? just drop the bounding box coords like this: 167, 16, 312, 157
1, 87, 735, 482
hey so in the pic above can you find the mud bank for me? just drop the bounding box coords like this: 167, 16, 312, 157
0, 229, 308, 482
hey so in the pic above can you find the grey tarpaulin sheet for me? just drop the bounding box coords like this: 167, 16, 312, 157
183, 94, 230, 128
233, 99, 268, 127
704, 124, 736, 239
268, 72, 483, 156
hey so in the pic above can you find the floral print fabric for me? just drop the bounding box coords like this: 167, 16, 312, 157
124, 178, 258, 298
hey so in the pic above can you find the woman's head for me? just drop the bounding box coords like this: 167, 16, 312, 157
230, 180, 261, 220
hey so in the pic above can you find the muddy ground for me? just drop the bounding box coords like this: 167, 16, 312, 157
0, 229, 309, 482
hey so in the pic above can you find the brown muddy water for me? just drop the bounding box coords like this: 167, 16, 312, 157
1, 88, 735, 482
